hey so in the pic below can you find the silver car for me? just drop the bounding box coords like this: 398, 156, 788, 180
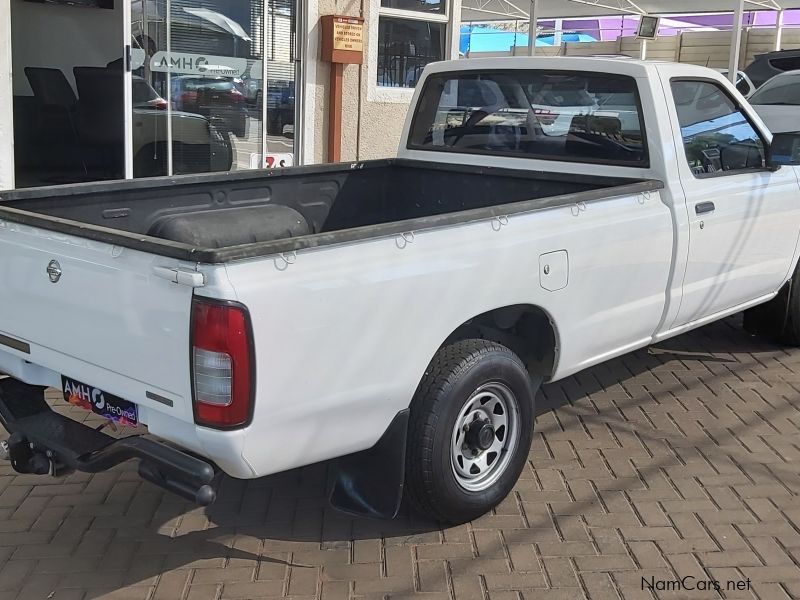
748, 70, 800, 134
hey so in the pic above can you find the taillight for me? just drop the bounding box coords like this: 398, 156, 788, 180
191, 297, 254, 429
180, 91, 198, 105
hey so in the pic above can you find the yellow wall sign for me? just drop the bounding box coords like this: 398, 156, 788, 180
321, 15, 364, 64
332, 19, 364, 52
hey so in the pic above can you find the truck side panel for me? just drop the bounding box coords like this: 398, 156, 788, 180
218, 189, 673, 477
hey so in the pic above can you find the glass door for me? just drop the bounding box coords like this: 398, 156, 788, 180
261, 0, 297, 168
128, 0, 297, 178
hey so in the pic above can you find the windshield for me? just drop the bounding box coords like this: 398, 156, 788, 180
749, 72, 800, 106
408, 70, 647, 166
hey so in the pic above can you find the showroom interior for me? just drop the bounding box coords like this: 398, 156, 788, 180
5, 0, 299, 188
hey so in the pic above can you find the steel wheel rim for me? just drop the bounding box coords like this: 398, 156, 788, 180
450, 382, 520, 492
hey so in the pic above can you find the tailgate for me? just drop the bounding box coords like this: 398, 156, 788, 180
0, 220, 197, 422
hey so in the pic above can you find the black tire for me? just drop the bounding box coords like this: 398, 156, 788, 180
233, 114, 247, 138
779, 266, 800, 344
743, 265, 800, 344
405, 339, 537, 524
133, 144, 167, 178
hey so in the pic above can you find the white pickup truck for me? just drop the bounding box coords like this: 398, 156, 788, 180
2, 57, 800, 524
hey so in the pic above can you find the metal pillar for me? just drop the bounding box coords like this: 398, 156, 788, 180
448, 0, 463, 58
553, 18, 563, 46
123, 0, 134, 179
728, 0, 745, 84
166, 0, 173, 175
0, 0, 13, 190
775, 8, 785, 51
640, 37, 648, 59
527, 0, 538, 56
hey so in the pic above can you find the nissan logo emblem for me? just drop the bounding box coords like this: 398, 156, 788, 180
46, 260, 62, 283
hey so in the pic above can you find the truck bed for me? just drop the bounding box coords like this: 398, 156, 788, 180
0, 159, 663, 263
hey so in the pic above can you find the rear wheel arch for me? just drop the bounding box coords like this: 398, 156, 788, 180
328, 305, 558, 521
440, 304, 560, 382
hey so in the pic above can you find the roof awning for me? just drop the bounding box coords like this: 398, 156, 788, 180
462, 0, 800, 22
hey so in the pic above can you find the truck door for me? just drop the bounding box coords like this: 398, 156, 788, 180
667, 77, 800, 328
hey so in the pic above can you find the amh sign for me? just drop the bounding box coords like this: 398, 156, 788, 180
150, 51, 248, 77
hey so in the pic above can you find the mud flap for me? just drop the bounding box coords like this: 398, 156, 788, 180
329, 409, 409, 520
743, 280, 791, 338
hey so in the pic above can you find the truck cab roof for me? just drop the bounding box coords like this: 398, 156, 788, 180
420, 56, 726, 81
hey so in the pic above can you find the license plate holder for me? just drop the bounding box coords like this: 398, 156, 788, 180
61, 376, 138, 427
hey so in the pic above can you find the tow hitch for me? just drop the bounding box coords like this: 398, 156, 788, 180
0, 378, 219, 506
5, 431, 56, 475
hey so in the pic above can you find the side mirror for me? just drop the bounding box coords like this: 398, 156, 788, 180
768, 132, 800, 169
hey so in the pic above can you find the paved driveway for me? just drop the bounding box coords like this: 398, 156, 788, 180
1, 316, 800, 600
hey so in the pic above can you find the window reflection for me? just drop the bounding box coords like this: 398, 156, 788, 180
672, 80, 765, 176
377, 18, 444, 88
132, 0, 296, 177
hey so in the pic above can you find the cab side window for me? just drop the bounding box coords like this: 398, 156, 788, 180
671, 80, 765, 177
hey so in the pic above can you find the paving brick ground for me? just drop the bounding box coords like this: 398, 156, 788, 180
2, 316, 800, 599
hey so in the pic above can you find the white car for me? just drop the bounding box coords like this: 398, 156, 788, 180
717, 69, 756, 97
529, 86, 598, 136
1, 58, 800, 524
748, 70, 800, 134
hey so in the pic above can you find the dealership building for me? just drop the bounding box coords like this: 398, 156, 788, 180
0, 0, 462, 191
1, 0, 799, 192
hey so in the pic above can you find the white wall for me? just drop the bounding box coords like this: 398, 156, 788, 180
1, 0, 14, 189
11, 0, 124, 96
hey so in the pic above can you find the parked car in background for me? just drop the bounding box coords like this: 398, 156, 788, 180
241, 77, 295, 135
529, 84, 597, 135
126, 73, 234, 176
243, 76, 261, 105
748, 70, 800, 134
133, 110, 233, 178
132, 76, 168, 110
171, 75, 247, 138
717, 69, 756, 97
744, 49, 800, 88
267, 82, 294, 136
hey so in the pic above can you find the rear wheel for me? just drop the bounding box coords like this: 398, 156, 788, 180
133, 144, 167, 178
744, 265, 800, 345
777, 262, 800, 345
405, 339, 537, 524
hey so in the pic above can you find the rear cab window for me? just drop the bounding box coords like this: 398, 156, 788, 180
408, 70, 649, 167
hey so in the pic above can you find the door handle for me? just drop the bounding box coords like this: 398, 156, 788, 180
695, 201, 716, 215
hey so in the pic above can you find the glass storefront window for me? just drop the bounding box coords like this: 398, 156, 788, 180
131, 0, 297, 177
380, 0, 444, 15
377, 18, 445, 88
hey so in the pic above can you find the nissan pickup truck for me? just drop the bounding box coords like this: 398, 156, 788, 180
2, 57, 800, 524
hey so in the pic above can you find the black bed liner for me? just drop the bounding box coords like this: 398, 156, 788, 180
0, 158, 664, 264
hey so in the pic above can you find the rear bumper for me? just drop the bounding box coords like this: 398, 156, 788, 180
0, 378, 219, 505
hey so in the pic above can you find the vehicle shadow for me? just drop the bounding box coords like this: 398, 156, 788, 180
62, 316, 800, 598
